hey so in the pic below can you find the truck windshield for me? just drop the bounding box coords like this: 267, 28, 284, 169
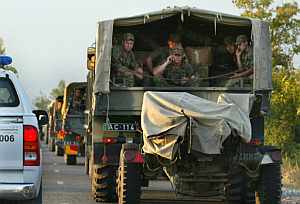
0, 78, 19, 107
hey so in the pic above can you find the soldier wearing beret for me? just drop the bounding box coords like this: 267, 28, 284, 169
111, 33, 143, 87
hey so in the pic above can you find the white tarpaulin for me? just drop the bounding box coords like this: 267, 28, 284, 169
141, 92, 252, 160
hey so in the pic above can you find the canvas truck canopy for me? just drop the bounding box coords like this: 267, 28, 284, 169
93, 6, 272, 94
141, 91, 252, 160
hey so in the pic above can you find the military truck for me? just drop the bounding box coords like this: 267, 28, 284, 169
47, 96, 64, 154
60, 82, 87, 165
84, 7, 281, 204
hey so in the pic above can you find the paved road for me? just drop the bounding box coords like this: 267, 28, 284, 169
42, 142, 300, 204
42, 143, 221, 204
42, 143, 101, 204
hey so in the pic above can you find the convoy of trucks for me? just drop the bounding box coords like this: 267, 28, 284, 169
42, 6, 282, 204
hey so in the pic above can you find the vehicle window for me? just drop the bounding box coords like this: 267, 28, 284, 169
0, 78, 20, 107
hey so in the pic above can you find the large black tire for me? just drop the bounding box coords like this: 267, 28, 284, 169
226, 166, 255, 204
65, 154, 77, 165
55, 145, 64, 156
256, 163, 282, 204
92, 164, 117, 202
117, 153, 142, 204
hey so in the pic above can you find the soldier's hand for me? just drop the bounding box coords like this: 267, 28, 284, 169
166, 55, 174, 65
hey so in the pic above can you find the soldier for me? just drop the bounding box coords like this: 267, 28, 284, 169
225, 35, 253, 87
69, 88, 85, 113
211, 36, 237, 86
145, 33, 185, 74
111, 33, 143, 87
231, 35, 253, 79
152, 47, 194, 87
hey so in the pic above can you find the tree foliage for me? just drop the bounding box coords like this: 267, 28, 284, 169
50, 80, 65, 99
233, 0, 300, 160
34, 92, 51, 110
0, 38, 5, 54
34, 80, 66, 110
233, 0, 300, 68
265, 70, 300, 159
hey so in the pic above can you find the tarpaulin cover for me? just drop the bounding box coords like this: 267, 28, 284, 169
141, 92, 252, 160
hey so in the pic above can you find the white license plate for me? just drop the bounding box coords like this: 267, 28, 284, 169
103, 123, 137, 131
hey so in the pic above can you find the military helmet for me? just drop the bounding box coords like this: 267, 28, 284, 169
236, 35, 248, 45
123, 33, 135, 41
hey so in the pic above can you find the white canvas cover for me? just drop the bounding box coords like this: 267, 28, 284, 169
141, 92, 252, 160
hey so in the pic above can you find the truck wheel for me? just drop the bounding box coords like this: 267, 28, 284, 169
55, 145, 64, 156
117, 154, 142, 204
226, 166, 255, 204
92, 164, 117, 202
256, 163, 282, 204
65, 154, 77, 165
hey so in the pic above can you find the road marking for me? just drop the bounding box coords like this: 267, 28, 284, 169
54, 169, 60, 173
57, 180, 64, 185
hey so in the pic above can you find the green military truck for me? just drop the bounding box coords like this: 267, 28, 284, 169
47, 96, 64, 154
60, 82, 87, 165
84, 7, 281, 204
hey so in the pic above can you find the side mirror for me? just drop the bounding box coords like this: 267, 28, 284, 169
87, 47, 96, 70
33, 110, 49, 126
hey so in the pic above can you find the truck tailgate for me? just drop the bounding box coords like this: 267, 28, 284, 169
0, 117, 23, 170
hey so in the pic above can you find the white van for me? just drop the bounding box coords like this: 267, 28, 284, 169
0, 56, 47, 204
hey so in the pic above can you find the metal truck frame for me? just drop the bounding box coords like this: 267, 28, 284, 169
84, 7, 281, 204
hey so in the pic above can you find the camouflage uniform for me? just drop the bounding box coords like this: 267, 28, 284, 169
111, 33, 138, 87
225, 35, 253, 88
154, 47, 194, 87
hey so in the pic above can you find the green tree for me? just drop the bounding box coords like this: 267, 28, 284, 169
233, 0, 300, 69
233, 0, 300, 160
0, 37, 18, 74
34, 92, 51, 110
0, 37, 5, 54
50, 80, 65, 99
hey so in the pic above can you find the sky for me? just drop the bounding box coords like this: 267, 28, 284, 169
0, 0, 299, 102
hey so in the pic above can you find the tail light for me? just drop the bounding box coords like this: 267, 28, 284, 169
124, 150, 144, 164
249, 138, 261, 145
101, 137, 117, 144
70, 144, 79, 152
24, 125, 40, 166
75, 135, 81, 142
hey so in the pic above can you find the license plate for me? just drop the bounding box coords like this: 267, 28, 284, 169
103, 123, 137, 131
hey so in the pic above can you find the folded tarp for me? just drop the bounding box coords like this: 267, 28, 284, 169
141, 92, 252, 160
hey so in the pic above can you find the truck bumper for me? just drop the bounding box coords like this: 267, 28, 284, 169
0, 183, 36, 200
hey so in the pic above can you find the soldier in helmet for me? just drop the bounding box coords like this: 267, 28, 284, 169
152, 46, 195, 87
111, 33, 143, 87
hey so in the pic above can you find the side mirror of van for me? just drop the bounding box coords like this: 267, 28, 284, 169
33, 110, 49, 126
